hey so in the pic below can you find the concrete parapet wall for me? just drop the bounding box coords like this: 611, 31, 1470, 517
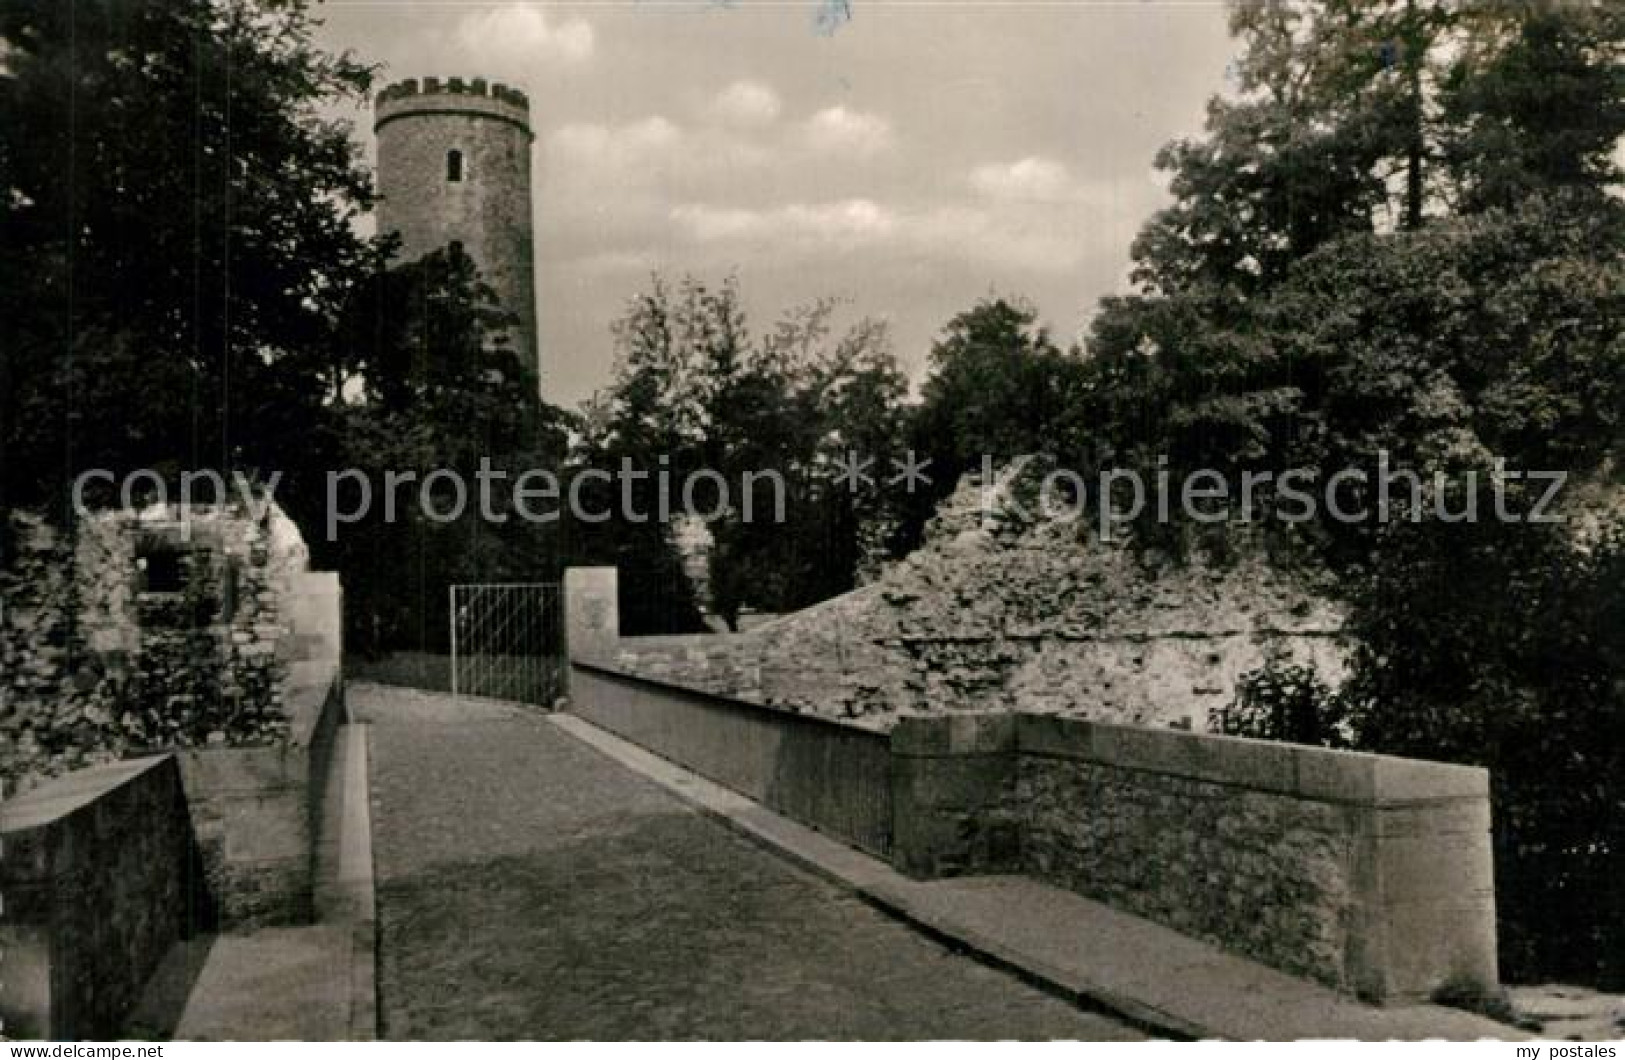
569, 664, 893, 857
0, 756, 203, 1039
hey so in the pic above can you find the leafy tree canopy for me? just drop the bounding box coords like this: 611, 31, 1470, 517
584, 275, 909, 628
0, 0, 380, 519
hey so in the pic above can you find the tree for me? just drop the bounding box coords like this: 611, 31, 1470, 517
0, 0, 379, 531
586, 276, 908, 628
1086, 1, 1625, 524
1441, 2, 1625, 214
1131, 0, 1448, 296
1340, 510, 1625, 987
1068, 0, 1625, 986
900, 297, 1092, 549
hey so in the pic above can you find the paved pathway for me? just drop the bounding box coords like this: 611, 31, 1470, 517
351, 684, 1140, 1041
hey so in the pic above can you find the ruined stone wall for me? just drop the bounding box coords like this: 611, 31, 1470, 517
1, 503, 345, 930
605, 460, 1349, 731
0, 514, 94, 781
0, 502, 321, 791
609, 632, 764, 700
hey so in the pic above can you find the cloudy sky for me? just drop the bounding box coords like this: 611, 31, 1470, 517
315, 1, 1239, 407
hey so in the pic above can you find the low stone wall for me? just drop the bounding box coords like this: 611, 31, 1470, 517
570, 664, 894, 857
892, 713, 1498, 1004
0, 756, 204, 1039
566, 664, 1498, 1005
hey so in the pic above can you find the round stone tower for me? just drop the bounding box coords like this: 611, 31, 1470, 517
374, 76, 539, 386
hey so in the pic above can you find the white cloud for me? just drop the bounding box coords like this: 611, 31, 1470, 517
970, 156, 1078, 202
549, 116, 682, 167
545, 116, 776, 195
802, 106, 893, 157
710, 80, 782, 127
670, 204, 764, 243
573, 249, 662, 276
910, 205, 1087, 272
672, 199, 895, 247
453, 4, 595, 69
969, 156, 1132, 212
783, 199, 897, 241
668, 196, 1082, 273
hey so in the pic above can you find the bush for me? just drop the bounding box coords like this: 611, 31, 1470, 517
1211, 659, 1350, 749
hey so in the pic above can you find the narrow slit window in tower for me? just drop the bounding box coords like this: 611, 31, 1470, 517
447, 149, 464, 183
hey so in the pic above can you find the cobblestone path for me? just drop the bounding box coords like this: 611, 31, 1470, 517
351, 684, 1142, 1041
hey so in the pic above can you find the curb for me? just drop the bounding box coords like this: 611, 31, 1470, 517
334, 722, 380, 1041
349, 723, 379, 1041
849, 884, 1204, 1041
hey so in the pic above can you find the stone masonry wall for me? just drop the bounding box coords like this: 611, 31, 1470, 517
0, 755, 202, 1039
603, 458, 1348, 731
374, 76, 538, 376
0, 514, 93, 781
557, 664, 1500, 1004
889, 712, 1499, 1003
1015, 755, 1356, 988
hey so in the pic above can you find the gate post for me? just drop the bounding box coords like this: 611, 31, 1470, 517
448, 584, 459, 697
562, 567, 620, 668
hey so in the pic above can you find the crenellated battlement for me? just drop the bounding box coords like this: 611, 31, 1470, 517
372, 76, 529, 117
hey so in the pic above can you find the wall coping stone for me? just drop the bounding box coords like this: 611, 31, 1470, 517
1009, 713, 1487, 804
893, 628, 1346, 645
891, 714, 1018, 756
571, 660, 882, 739
0, 755, 173, 834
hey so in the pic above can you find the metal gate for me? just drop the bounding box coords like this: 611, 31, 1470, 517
449, 583, 564, 706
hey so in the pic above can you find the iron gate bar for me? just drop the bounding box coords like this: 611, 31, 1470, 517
449, 582, 563, 707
